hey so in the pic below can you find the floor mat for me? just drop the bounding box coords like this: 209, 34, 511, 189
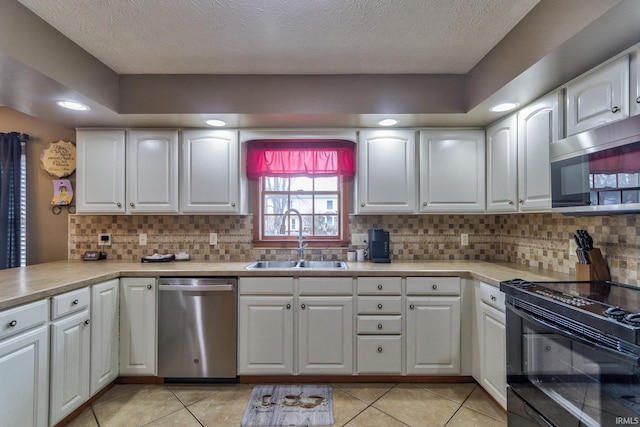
241, 384, 334, 426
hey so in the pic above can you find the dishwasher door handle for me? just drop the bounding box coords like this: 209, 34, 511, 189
158, 284, 235, 292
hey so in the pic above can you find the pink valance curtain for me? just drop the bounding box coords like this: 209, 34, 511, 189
246, 139, 355, 179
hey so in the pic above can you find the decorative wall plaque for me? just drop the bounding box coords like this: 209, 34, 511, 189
40, 140, 76, 178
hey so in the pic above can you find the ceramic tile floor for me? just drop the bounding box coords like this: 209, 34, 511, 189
67, 382, 507, 427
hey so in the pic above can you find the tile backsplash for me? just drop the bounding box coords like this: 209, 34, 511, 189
69, 212, 640, 285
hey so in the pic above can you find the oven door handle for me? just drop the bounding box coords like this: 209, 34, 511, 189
507, 303, 640, 366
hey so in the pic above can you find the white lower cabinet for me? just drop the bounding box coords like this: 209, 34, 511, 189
0, 300, 49, 427
49, 288, 91, 426
90, 279, 119, 395
406, 277, 461, 375
119, 278, 157, 376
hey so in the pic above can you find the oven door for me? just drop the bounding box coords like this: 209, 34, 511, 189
506, 302, 640, 427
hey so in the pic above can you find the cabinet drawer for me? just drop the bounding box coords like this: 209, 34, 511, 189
357, 336, 402, 374
0, 299, 48, 340
51, 287, 90, 320
299, 277, 352, 295
357, 315, 401, 334
357, 277, 401, 295
239, 277, 294, 295
406, 277, 460, 295
480, 282, 505, 312
357, 296, 401, 314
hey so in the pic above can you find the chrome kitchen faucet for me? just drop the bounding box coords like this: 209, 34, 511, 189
279, 208, 307, 261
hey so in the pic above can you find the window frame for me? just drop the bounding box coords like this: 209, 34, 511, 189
252, 175, 350, 248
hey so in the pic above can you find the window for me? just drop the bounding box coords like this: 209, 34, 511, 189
247, 139, 354, 247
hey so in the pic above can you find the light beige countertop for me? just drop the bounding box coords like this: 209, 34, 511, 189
0, 259, 575, 311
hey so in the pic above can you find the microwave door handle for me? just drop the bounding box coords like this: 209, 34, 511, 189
507, 303, 640, 366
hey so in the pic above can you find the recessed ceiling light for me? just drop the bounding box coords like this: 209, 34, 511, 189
206, 119, 226, 127
378, 119, 398, 126
57, 100, 90, 111
490, 102, 519, 113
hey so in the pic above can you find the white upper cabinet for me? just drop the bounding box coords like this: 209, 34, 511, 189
419, 129, 485, 213
76, 130, 126, 213
486, 115, 518, 212
357, 130, 417, 213
633, 47, 640, 117
517, 92, 558, 211
181, 129, 243, 214
566, 56, 630, 135
126, 130, 179, 213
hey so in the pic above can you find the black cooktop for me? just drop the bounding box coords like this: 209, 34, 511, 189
500, 278, 640, 345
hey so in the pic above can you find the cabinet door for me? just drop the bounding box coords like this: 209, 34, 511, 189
76, 130, 126, 213
486, 115, 517, 212
566, 56, 629, 135
481, 303, 506, 409
238, 296, 294, 375
181, 129, 242, 213
120, 278, 157, 376
90, 279, 119, 396
50, 309, 91, 426
0, 325, 49, 427
126, 130, 179, 213
517, 93, 558, 211
419, 129, 485, 213
298, 296, 353, 374
406, 297, 461, 374
357, 130, 416, 213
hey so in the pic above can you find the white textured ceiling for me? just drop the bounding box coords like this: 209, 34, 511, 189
16, 0, 539, 75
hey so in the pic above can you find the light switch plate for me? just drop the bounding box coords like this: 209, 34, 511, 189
209, 232, 218, 245
139, 233, 147, 245
98, 233, 111, 246
351, 233, 367, 246
460, 233, 469, 246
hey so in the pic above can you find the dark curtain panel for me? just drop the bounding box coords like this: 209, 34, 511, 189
0, 132, 24, 269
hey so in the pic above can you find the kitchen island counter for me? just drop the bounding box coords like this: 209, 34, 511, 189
0, 259, 574, 310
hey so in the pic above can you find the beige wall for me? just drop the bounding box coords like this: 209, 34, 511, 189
0, 107, 76, 265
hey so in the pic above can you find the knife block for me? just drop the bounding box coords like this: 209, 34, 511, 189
576, 248, 611, 281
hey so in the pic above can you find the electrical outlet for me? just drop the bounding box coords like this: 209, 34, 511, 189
460, 233, 469, 246
209, 232, 218, 245
98, 233, 111, 246
569, 238, 577, 255
351, 233, 367, 246
139, 233, 147, 245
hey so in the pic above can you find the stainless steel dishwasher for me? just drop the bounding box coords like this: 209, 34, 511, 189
158, 277, 237, 379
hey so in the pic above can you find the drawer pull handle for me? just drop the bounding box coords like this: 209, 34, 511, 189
147, 284, 153, 290
377, 347, 383, 353
377, 284, 383, 290
377, 324, 383, 330
301, 304, 306, 310
612, 106, 620, 113
286, 304, 291, 310
377, 303, 383, 310
9, 320, 17, 327
409, 304, 415, 310
72, 299, 79, 305
84, 319, 91, 325
432, 284, 438, 290
490, 295, 496, 301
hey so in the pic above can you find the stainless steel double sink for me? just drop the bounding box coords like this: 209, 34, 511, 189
245, 260, 348, 270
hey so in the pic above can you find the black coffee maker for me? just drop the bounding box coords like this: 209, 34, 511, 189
367, 228, 391, 263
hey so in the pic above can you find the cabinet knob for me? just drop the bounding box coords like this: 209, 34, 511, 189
545, 346, 552, 352
423, 202, 427, 207
508, 200, 514, 205
117, 202, 122, 208
432, 284, 438, 290
636, 96, 640, 104
360, 203, 365, 207
130, 202, 135, 208
301, 304, 306, 310
286, 303, 291, 309
72, 299, 79, 305
231, 202, 236, 207
84, 319, 91, 325
9, 320, 17, 327
377, 323, 383, 330
490, 295, 497, 301
147, 284, 153, 290
377, 346, 383, 353
519, 199, 524, 204
377, 284, 383, 290
377, 303, 383, 310
612, 106, 620, 113
409, 304, 415, 310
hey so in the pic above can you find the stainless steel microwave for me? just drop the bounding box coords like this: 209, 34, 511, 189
551, 114, 640, 214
